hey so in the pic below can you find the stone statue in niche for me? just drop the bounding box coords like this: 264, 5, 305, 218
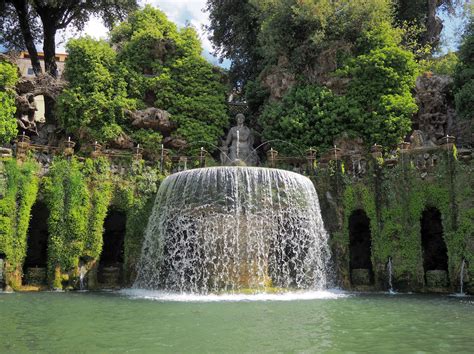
224, 113, 258, 165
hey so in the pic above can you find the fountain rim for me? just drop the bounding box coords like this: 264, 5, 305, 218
166, 166, 311, 180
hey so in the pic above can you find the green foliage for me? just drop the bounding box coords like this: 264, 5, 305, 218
0, 60, 18, 144
112, 6, 228, 153
110, 160, 165, 284
82, 158, 113, 260
421, 52, 459, 75
343, 23, 419, 147
43, 157, 112, 287
56, 37, 136, 143
256, 0, 393, 72
205, 0, 262, 87
454, 16, 474, 120
260, 22, 418, 152
0, 159, 39, 288
260, 84, 349, 154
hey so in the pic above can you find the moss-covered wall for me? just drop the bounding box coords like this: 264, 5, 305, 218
315, 146, 474, 294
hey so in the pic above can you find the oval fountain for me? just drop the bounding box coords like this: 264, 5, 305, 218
133, 166, 332, 294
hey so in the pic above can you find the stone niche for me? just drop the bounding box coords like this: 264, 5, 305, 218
97, 210, 126, 288
23, 201, 49, 286
421, 207, 449, 290
349, 209, 373, 287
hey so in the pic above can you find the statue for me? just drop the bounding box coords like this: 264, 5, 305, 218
225, 113, 257, 165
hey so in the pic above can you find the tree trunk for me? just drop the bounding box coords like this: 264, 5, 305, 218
12, 0, 42, 76
42, 21, 58, 78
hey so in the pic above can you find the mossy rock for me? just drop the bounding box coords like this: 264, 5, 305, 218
425, 270, 449, 288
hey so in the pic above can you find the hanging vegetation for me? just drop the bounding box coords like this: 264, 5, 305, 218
0, 158, 39, 289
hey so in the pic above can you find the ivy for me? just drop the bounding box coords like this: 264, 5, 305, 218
0, 158, 39, 289
43, 157, 112, 289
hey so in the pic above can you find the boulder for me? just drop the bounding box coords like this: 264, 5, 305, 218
125, 107, 175, 133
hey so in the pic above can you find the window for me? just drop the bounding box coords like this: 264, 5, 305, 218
27, 67, 34, 75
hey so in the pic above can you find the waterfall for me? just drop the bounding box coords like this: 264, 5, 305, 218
134, 167, 332, 293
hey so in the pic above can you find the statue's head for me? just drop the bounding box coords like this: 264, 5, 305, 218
236, 113, 245, 125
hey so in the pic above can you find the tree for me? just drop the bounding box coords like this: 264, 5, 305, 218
454, 14, 474, 121
0, 0, 137, 77
343, 23, 419, 147
56, 37, 135, 143
112, 6, 228, 152
206, 0, 393, 88
205, 0, 263, 88
0, 57, 18, 144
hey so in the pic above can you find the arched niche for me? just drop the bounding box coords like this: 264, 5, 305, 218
98, 209, 126, 286
24, 201, 49, 285
349, 209, 373, 286
421, 207, 449, 287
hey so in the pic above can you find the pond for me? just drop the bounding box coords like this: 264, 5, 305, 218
0, 291, 473, 353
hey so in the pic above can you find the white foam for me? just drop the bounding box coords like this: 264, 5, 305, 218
119, 288, 349, 302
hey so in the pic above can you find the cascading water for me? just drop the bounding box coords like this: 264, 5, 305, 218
134, 167, 332, 294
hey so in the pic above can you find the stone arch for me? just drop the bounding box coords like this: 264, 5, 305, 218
23, 200, 49, 285
421, 207, 449, 288
98, 209, 127, 287
349, 209, 373, 286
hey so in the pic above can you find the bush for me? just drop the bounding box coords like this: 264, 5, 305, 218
260, 85, 350, 155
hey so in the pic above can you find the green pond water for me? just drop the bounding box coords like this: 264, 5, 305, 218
0, 291, 473, 353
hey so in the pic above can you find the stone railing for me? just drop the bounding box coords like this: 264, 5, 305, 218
3, 135, 472, 177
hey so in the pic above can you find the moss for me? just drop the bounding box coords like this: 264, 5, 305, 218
321, 148, 473, 293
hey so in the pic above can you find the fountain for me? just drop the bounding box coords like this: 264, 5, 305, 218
79, 264, 86, 291
134, 166, 331, 293
459, 259, 466, 295
387, 257, 395, 294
